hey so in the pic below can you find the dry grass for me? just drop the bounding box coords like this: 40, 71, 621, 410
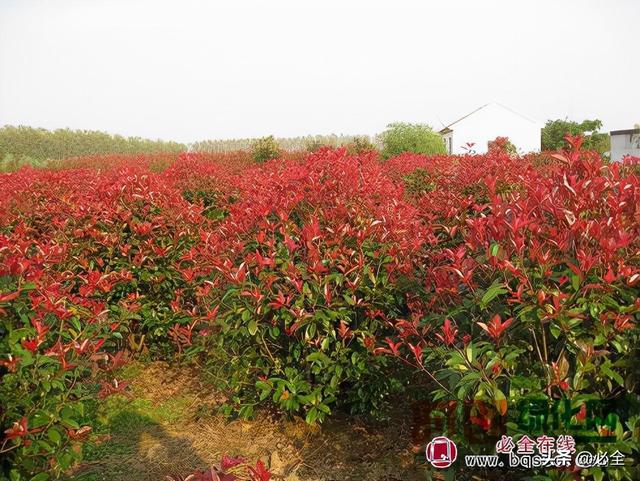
68, 362, 422, 481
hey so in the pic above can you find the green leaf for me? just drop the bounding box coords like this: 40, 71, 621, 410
256, 380, 272, 401
61, 417, 80, 430
343, 294, 356, 306
306, 352, 328, 365
47, 427, 62, 445
248, 320, 258, 336
480, 282, 507, 309
306, 323, 316, 339
592, 467, 604, 481
255, 380, 272, 391
30, 412, 50, 429
465, 343, 475, 363
30, 474, 49, 481
36, 440, 53, 453
69, 317, 82, 333
306, 407, 318, 424
601, 363, 624, 386
571, 274, 581, 291
460, 372, 481, 383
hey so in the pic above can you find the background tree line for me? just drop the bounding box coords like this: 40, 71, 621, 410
0, 125, 185, 168
1, 118, 620, 172
192, 133, 378, 153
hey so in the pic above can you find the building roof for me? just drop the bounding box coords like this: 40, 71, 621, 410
438, 101, 537, 134
610, 128, 640, 136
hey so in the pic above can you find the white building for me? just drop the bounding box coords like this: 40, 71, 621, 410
610, 128, 640, 162
439, 102, 541, 154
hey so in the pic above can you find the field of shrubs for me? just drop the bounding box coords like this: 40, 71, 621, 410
1, 137, 639, 480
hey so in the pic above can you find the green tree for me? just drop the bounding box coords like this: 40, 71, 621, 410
541, 118, 610, 154
250, 135, 280, 162
0, 125, 185, 167
379, 122, 446, 159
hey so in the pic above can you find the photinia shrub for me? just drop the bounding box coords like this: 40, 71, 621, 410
1, 143, 638, 480
377, 136, 640, 479
187, 149, 423, 421
0, 162, 208, 478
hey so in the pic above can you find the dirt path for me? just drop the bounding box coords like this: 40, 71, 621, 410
68, 362, 426, 481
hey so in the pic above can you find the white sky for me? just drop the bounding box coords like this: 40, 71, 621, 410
0, 0, 638, 144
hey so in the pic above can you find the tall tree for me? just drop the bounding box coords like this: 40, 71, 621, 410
379, 122, 446, 159
541, 118, 610, 154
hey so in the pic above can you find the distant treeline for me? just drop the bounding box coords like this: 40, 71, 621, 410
191, 134, 379, 153
0, 126, 380, 166
0, 125, 186, 166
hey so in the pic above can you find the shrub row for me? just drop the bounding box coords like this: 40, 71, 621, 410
1, 144, 639, 479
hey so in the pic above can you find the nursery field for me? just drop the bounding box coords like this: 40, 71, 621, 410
1, 139, 639, 481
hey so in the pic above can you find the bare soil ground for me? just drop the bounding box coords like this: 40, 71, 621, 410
68, 362, 427, 481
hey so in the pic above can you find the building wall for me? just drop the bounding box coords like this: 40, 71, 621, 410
448, 103, 541, 154
610, 132, 640, 162
442, 132, 453, 154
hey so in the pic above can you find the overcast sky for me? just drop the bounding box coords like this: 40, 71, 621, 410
0, 0, 638, 143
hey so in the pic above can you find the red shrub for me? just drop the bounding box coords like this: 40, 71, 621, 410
1, 140, 638, 479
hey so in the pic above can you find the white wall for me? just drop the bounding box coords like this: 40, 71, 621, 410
447, 103, 541, 154
610, 132, 640, 162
